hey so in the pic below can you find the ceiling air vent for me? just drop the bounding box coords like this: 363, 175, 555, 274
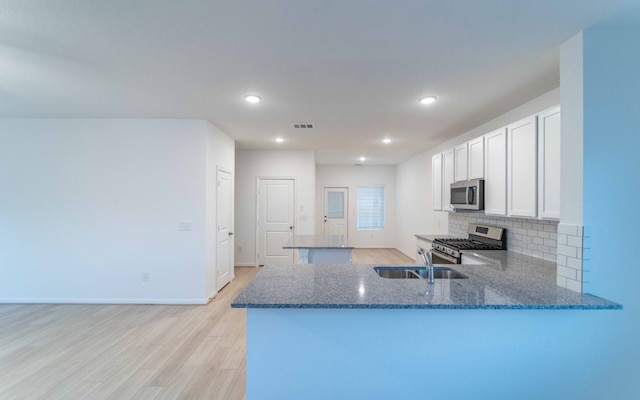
292, 123, 314, 129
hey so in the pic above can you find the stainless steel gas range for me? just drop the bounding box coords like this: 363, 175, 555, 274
431, 223, 506, 264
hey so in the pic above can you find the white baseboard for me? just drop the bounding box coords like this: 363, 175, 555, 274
0, 297, 210, 305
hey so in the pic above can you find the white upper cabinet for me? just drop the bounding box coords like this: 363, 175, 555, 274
484, 128, 507, 216
468, 136, 485, 179
432, 153, 443, 211
454, 143, 468, 182
537, 107, 561, 220
507, 116, 538, 218
442, 149, 455, 211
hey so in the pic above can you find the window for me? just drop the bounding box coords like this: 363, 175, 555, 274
357, 186, 384, 230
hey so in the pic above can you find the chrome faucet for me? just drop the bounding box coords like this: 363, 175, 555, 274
417, 247, 435, 284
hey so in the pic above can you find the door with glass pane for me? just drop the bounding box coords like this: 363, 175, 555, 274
323, 187, 348, 238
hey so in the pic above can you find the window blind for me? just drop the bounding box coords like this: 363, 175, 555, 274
357, 186, 384, 230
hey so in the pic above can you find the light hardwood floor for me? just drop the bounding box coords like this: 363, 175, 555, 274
0, 248, 413, 399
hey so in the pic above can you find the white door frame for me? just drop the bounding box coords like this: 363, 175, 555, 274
255, 177, 297, 266
216, 166, 234, 292
322, 186, 349, 239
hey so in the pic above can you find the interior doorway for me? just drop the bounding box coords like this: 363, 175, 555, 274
216, 167, 233, 291
256, 178, 295, 265
323, 187, 348, 238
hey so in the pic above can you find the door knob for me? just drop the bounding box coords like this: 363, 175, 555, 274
228, 232, 234, 236
289, 226, 294, 230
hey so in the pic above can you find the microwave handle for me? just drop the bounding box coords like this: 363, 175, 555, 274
467, 187, 475, 205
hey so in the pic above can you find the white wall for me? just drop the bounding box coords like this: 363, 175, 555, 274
0, 119, 234, 304
560, 32, 584, 227
234, 150, 315, 266
316, 165, 396, 248
395, 89, 561, 259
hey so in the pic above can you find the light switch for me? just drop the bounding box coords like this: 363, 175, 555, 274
299, 215, 308, 222
179, 222, 193, 231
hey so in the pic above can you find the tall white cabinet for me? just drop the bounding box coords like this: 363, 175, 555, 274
537, 107, 561, 219
432, 153, 443, 211
484, 128, 507, 216
442, 149, 455, 212
507, 116, 538, 218
468, 136, 485, 180
454, 143, 468, 182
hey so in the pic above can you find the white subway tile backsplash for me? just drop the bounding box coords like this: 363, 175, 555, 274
558, 224, 578, 236
567, 235, 583, 248
558, 265, 577, 280
557, 244, 577, 258
566, 278, 582, 293
537, 231, 550, 239
448, 213, 558, 263
557, 234, 567, 245
567, 257, 582, 269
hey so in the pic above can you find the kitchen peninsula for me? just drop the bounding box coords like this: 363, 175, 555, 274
232, 252, 621, 400
283, 234, 353, 264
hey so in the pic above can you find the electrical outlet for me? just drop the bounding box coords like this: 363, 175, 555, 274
142, 273, 150, 282
179, 222, 193, 231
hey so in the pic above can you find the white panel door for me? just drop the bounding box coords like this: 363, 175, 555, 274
454, 143, 468, 182
442, 149, 455, 211
484, 128, 507, 216
432, 153, 443, 211
538, 107, 561, 220
217, 168, 233, 291
323, 187, 348, 237
507, 116, 538, 218
258, 179, 295, 265
468, 136, 485, 179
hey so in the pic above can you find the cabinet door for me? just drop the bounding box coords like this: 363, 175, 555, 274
442, 149, 455, 211
468, 136, 485, 179
432, 153, 443, 211
507, 116, 537, 218
484, 128, 507, 216
538, 107, 561, 219
454, 143, 468, 182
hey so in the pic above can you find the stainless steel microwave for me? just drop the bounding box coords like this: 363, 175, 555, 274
450, 179, 484, 211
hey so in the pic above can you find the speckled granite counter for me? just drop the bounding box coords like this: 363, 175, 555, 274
415, 233, 462, 242
232, 251, 621, 310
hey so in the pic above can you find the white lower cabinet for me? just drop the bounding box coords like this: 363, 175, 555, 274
507, 116, 538, 218
537, 107, 561, 219
484, 128, 507, 216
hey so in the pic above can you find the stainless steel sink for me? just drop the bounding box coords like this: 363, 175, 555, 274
374, 266, 468, 279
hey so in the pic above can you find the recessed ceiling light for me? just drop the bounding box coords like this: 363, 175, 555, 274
382, 138, 392, 144
418, 96, 437, 105
275, 137, 284, 143
359, 156, 366, 162
244, 94, 262, 104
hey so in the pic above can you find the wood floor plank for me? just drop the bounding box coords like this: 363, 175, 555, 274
0, 249, 409, 399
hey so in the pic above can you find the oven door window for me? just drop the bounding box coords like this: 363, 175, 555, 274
431, 250, 458, 264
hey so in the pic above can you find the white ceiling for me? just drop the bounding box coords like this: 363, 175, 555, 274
2, 0, 640, 164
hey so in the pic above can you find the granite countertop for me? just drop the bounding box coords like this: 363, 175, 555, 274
283, 234, 354, 249
232, 250, 621, 310
415, 233, 462, 241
